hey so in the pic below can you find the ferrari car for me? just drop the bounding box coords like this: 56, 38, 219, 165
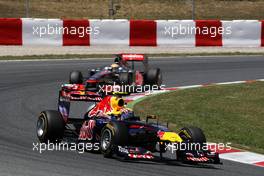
69, 54, 162, 92
36, 86, 221, 164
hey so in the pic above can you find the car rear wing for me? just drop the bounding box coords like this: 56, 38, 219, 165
116, 53, 148, 70
58, 84, 131, 121
59, 84, 103, 102
118, 53, 148, 62
58, 84, 103, 121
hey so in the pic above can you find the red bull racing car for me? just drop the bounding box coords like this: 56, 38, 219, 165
36, 84, 221, 164
69, 54, 162, 92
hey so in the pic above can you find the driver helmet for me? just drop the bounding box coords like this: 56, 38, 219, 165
110, 96, 124, 115
114, 56, 121, 64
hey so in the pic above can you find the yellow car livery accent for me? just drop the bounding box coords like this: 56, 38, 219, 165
79, 91, 85, 95
160, 132, 183, 143
108, 96, 126, 116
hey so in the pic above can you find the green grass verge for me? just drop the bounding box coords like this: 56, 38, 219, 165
1, 52, 264, 61
133, 82, 264, 154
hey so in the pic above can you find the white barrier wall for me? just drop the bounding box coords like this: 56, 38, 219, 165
222, 20, 262, 47
90, 19, 129, 45
0, 18, 263, 47
157, 20, 196, 46
22, 18, 63, 46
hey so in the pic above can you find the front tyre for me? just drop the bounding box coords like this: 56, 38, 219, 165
36, 110, 65, 143
100, 122, 128, 158
100, 128, 114, 158
178, 126, 206, 150
69, 71, 83, 84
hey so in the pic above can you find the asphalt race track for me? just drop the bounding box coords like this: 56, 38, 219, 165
0, 56, 264, 176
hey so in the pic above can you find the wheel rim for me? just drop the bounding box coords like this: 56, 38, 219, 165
101, 129, 112, 151
37, 117, 45, 137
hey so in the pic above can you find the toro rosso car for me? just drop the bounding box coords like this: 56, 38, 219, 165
36, 86, 221, 164
69, 54, 162, 92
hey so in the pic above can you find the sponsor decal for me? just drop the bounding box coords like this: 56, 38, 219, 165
128, 153, 154, 159
187, 157, 209, 162
118, 146, 129, 154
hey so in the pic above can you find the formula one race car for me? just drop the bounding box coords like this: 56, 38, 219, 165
69, 54, 162, 92
36, 86, 221, 164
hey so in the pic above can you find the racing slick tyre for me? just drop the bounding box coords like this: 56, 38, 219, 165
36, 110, 65, 143
179, 127, 206, 147
100, 122, 128, 158
69, 71, 83, 84
145, 68, 162, 87
176, 127, 206, 162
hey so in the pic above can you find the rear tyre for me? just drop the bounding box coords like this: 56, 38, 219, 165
145, 68, 162, 87
36, 110, 65, 143
100, 122, 128, 158
69, 71, 83, 84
